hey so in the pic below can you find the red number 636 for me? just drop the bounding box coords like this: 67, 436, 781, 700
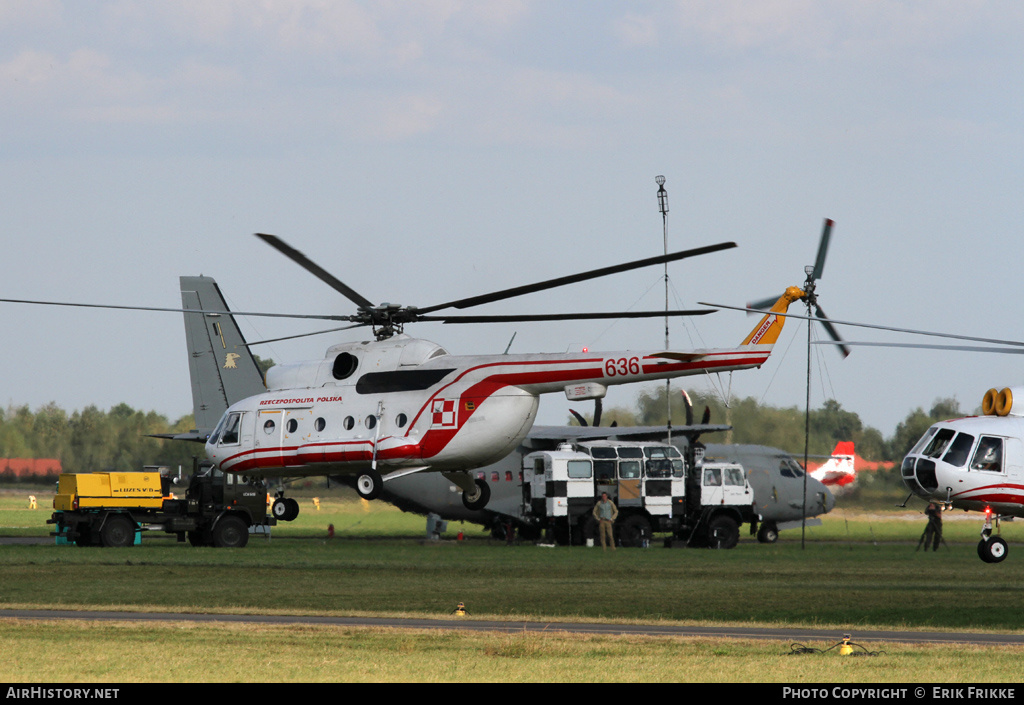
604, 357, 640, 377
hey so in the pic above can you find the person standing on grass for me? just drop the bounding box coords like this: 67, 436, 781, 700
593, 492, 618, 551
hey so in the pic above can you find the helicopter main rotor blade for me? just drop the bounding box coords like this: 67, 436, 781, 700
256, 233, 375, 310
813, 341, 1024, 355
810, 218, 833, 282
0, 297, 353, 322
745, 295, 781, 312
242, 323, 369, 346
813, 303, 850, 358
700, 301, 1024, 348
422, 309, 716, 324
416, 241, 737, 315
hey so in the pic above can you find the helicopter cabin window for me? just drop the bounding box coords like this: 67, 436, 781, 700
286, 418, 298, 433
314, 417, 326, 432
724, 466, 746, 486
219, 412, 242, 446
365, 415, 377, 430
971, 436, 1004, 472
263, 419, 276, 435
395, 413, 408, 428
922, 428, 956, 459
343, 416, 355, 431
703, 467, 722, 486
567, 460, 592, 479
618, 460, 642, 479
941, 432, 975, 468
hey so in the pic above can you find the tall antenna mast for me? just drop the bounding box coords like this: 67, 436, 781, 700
656, 175, 671, 441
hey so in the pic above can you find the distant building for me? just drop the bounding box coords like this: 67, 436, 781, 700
0, 458, 62, 479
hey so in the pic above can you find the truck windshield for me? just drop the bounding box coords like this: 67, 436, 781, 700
724, 467, 745, 486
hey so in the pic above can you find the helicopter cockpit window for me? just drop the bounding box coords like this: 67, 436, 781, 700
910, 427, 938, 456
208, 413, 228, 445
922, 428, 956, 459
219, 412, 242, 446
970, 436, 1004, 472
941, 432, 975, 468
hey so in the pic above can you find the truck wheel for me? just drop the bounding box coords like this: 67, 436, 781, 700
213, 516, 249, 548
355, 470, 383, 500
757, 521, 779, 544
619, 515, 652, 548
462, 478, 490, 511
100, 515, 136, 548
707, 516, 740, 549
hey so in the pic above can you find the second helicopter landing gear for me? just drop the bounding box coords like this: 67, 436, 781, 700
978, 509, 1009, 563
272, 492, 300, 522
442, 472, 491, 511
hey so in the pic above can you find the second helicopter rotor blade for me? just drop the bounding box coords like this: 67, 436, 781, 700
422, 309, 717, 324
810, 218, 834, 282
416, 241, 737, 314
813, 303, 850, 358
256, 233, 375, 310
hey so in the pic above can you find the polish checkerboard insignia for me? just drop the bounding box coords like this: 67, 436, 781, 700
431, 399, 457, 427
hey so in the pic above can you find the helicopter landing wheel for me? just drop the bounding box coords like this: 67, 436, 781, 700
355, 469, 383, 501
978, 536, 1008, 563
462, 478, 490, 511
272, 497, 299, 521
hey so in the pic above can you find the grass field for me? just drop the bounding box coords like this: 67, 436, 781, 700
3, 485, 1024, 682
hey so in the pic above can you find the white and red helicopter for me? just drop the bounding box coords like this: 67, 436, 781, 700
2, 233, 807, 519
707, 299, 1024, 563
901, 387, 1024, 563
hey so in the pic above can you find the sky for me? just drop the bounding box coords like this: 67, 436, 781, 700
2, 1, 1023, 441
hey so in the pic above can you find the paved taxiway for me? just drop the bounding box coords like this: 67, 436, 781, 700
2, 609, 1022, 647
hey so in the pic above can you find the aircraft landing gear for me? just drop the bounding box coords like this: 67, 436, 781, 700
978, 510, 1008, 563
272, 494, 300, 522
355, 469, 383, 500
756, 520, 779, 544
462, 478, 490, 511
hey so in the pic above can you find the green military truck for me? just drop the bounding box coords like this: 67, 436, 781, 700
49, 464, 273, 548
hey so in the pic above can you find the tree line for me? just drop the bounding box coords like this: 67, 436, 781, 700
0, 402, 200, 480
